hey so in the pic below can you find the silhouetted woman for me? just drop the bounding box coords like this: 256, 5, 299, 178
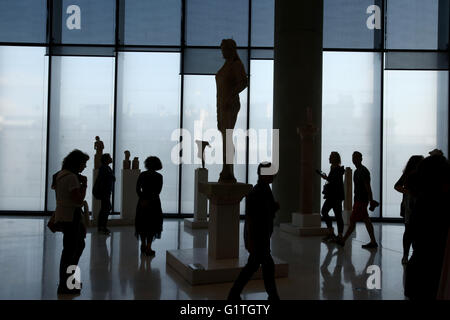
135, 156, 163, 256
320, 151, 345, 242
53, 149, 89, 295
405, 152, 450, 299
394, 155, 423, 264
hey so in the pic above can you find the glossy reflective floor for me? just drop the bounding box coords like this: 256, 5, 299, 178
0, 217, 407, 300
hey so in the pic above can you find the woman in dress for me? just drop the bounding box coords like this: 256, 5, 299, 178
135, 156, 163, 256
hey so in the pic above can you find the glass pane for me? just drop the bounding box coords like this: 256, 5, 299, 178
0, 0, 47, 43
181, 75, 248, 214
115, 52, 181, 214
122, 0, 181, 46
186, 0, 249, 46
386, 0, 447, 50
0, 46, 48, 210
383, 70, 448, 217
47, 56, 115, 211
183, 48, 248, 75
323, 0, 383, 49
53, 0, 116, 45
322, 52, 381, 217
251, 0, 274, 47
248, 59, 274, 186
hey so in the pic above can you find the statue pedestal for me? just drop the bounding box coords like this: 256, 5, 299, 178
91, 169, 101, 224
120, 169, 140, 224
280, 212, 329, 236
184, 168, 209, 229
166, 182, 289, 285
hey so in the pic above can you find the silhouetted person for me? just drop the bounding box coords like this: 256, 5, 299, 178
337, 151, 379, 249
93, 153, 115, 235
405, 151, 450, 300
53, 149, 89, 295
394, 155, 423, 264
228, 162, 280, 301
135, 156, 163, 256
319, 151, 345, 242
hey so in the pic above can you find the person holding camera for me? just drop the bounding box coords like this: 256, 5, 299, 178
337, 151, 379, 249
319, 151, 345, 243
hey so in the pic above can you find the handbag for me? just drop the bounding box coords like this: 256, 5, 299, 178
47, 212, 63, 233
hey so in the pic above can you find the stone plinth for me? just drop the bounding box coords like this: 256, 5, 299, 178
120, 169, 140, 224
199, 182, 252, 259
184, 168, 209, 229
166, 247, 288, 286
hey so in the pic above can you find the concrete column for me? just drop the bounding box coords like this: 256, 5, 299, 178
273, 0, 323, 225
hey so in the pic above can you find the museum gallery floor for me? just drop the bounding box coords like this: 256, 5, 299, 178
0, 217, 406, 300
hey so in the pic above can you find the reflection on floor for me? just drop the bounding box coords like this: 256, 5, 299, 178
0, 217, 407, 300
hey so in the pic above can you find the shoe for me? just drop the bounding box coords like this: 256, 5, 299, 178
401, 257, 408, 265
362, 242, 378, 249
369, 200, 380, 212
335, 238, 345, 247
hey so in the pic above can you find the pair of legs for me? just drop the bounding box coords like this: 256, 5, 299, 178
139, 234, 155, 256
340, 201, 377, 247
98, 197, 111, 234
228, 251, 279, 301
402, 223, 412, 263
59, 213, 86, 293
321, 199, 344, 239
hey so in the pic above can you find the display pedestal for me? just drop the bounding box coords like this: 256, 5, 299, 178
167, 182, 289, 285
184, 168, 209, 229
117, 169, 140, 225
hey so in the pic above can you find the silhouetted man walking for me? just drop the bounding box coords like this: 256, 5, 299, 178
228, 162, 280, 301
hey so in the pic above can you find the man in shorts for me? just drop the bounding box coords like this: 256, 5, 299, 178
337, 151, 379, 249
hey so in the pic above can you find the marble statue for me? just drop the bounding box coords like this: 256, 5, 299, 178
195, 140, 210, 169
132, 157, 139, 170
216, 39, 248, 183
94, 136, 104, 169
123, 150, 131, 170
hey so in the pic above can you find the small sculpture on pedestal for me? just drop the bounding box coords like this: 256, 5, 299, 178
123, 150, 131, 170
94, 136, 104, 169
132, 157, 139, 170
195, 140, 210, 169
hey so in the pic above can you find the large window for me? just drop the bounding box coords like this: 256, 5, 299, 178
47, 56, 115, 211
382, 71, 448, 217
0, 46, 48, 210
114, 52, 181, 214
322, 52, 382, 217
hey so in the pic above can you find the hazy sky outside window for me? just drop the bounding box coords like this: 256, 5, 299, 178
0, 46, 48, 210
383, 70, 448, 217
322, 52, 381, 217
